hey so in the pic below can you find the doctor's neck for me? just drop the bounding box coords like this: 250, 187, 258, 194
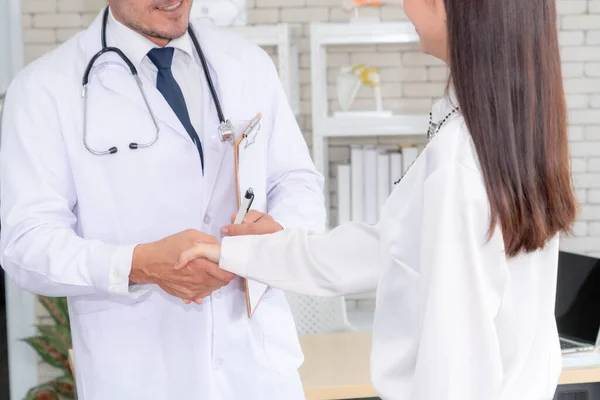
108, 0, 193, 47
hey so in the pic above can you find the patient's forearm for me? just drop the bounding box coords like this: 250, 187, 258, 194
220, 223, 381, 296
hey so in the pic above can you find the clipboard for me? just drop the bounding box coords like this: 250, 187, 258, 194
233, 113, 269, 318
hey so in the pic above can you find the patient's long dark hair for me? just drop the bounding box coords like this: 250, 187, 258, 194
445, 0, 577, 256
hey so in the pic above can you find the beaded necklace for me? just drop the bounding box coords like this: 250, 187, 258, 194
393, 106, 460, 185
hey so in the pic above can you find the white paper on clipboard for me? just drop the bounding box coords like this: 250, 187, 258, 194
233, 114, 269, 318
246, 280, 268, 318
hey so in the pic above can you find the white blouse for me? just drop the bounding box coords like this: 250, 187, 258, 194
220, 94, 563, 400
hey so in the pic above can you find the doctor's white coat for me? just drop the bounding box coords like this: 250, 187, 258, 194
0, 11, 325, 400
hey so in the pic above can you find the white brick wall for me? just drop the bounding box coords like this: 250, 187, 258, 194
558, 0, 600, 257
18, 0, 600, 384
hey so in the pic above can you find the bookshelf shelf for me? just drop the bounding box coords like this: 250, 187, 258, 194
310, 21, 427, 217
229, 23, 301, 115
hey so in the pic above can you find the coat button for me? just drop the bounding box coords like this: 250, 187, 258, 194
213, 359, 223, 370
203, 214, 211, 224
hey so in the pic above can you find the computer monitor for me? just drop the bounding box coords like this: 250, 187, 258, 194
555, 251, 600, 347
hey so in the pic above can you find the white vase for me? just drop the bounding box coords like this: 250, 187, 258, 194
336, 67, 362, 111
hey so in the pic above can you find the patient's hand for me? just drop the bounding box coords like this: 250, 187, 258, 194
175, 242, 223, 305
175, 243, 221, 270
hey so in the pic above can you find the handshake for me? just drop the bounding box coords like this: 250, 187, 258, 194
129, 211, 282, 304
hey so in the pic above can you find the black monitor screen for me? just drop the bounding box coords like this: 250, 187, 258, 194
555, 251, 600, 345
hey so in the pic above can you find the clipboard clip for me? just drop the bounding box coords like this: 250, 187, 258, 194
243, 114, 262, 149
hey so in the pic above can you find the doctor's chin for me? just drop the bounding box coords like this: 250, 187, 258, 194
0, 1, 599, 400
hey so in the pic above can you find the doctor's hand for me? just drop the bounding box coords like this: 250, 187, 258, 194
130, 230, 235, 303
220, 211, 283, 237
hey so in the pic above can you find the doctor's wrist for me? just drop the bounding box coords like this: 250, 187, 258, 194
130, 243, 153, 285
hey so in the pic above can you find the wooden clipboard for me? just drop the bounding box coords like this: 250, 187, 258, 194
233, 113, 269, 318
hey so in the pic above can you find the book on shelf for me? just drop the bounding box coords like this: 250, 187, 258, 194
390, 152, 403, 188
336, 145, 422, 227
363, 146, 378, 225
377, 151, 390, 214
350, 145, 364, 222
337, 165, 352, 226
401, 146, 419, 173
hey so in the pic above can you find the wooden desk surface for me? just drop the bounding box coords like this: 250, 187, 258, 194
299, 332, 376, 400
299, 332, 600, 400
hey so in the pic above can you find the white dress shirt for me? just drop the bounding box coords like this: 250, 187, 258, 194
221, 93, 563, 400
107, 10, 205, 145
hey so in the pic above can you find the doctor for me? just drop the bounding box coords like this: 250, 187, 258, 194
0, 0, 325, 399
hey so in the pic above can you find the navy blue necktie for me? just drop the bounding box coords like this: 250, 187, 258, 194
147, 47, 204, 172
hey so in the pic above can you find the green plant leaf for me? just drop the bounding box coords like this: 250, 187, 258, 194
23, 296, 74, 398
24, 386, 39, 400
25, 383, 59, 400
33, 390, 60, 400
36, 324, 72, 358
22, 336, 71, 373
51, 375, 75, 399
38, 296, 70, 327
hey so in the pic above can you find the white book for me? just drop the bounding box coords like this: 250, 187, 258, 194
402, 147, 419, 174
351, 146, 364, 222
363, 146, 378, 225
390, 152, 403, 187
377, 151, 390, 214
337, 165, 351, 226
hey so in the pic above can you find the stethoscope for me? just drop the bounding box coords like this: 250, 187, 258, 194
82, 6, 235, 156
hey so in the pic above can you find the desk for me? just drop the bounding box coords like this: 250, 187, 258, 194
300, 332, 375, 400
299, 332, 600, 400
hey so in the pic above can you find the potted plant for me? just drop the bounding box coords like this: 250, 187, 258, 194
22, 296, 75, 400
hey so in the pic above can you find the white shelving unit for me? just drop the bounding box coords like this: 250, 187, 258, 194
310, 21, 428, 210
229, 24, 301, 116
310, 22, 427, 304
190, 0, 247, 26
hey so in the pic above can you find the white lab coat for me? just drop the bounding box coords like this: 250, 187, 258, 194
0, 10, 325, 400
221, 94, 563, 400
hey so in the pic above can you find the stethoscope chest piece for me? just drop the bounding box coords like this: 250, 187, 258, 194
219, 120, 235, 143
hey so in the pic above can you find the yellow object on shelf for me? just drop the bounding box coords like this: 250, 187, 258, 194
336, 63, 385, 113
351, 64, 380, 88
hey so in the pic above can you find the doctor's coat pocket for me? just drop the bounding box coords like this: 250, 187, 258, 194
73, 301, 168, 399
74, 298, 156, 330
256, 289, 304, 378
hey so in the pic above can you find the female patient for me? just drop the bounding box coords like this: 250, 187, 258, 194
178, 0, 577, 398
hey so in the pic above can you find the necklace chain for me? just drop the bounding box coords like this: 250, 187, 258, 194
427, 107, 460, 141
393, 106, 460, 185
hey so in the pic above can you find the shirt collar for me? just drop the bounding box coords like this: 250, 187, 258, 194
168, 32, 195, 62
106, 9, 195, 69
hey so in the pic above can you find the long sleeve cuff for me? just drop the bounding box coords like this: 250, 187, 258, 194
220, 236, 253, 278
96, 244, 151, 298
